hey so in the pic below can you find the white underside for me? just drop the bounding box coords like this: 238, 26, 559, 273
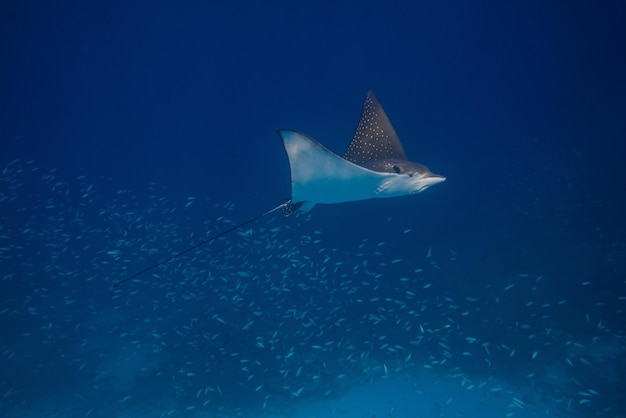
281, 131, 434, 206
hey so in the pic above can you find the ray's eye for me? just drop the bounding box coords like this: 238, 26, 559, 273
393, 165, 402, 174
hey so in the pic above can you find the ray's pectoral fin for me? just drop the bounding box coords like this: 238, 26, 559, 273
343, 89, 407, 166
278, 129, 379, 208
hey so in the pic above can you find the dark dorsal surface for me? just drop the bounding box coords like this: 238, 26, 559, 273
343, 90, 407, 167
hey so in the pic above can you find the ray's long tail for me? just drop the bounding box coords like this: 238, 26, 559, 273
113, 201, 289, 287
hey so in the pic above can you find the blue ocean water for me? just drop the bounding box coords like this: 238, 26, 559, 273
1, 1, 625, 417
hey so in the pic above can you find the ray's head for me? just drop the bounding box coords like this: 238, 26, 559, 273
364, 158, 446, 194
343, 90, 445, 194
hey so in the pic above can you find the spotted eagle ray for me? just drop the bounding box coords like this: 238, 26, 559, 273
115, 89, 444, 286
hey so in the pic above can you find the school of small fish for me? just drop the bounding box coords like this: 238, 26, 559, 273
0, 159, 624, 417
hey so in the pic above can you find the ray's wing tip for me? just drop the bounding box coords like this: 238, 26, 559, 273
277, 129, 304, 139
365, 88, 379, 102
276, 129, 295, 144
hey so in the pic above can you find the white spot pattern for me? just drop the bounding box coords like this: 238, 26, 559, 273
343, 90, 407, 166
